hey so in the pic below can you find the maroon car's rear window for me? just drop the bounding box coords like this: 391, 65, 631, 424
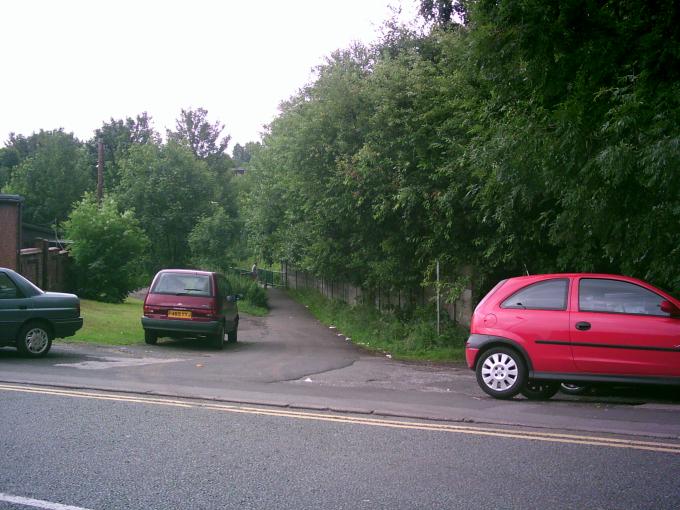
151, 273, 212, 297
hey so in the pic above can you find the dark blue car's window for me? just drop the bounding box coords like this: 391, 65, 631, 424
152, 273, 212, 297
501, 279, 568, 310
0, 273, 19, 299
579, 278, 668, 317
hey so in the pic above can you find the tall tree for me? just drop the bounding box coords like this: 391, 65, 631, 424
232, 143, 252, 165
87, 113, 160, 189
2, 130, 92, 225
115, 141, 217, 270
419, 0, 467, 26
167, 107, 231, 161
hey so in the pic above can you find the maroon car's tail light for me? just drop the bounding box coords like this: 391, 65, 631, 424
197, 307, 218, 320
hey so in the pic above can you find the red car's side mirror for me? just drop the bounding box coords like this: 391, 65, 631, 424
660, 300, 680, 317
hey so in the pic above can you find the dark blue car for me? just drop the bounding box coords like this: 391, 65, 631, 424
0, 267, 83, 357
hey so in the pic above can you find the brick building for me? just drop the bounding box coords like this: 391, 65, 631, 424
0, 194, 23, 270
0, 193, 69, 290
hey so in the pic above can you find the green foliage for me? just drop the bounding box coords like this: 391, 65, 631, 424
0, 146, 20, 189
242, 1, 680, 298
167, 107, 232, 164
225, 274, 268, 309
2, 130, 92, 225
64, 194, 149, 303
188, 207, 242, 269
115, 141, 218, 270
87, 113, 160, 190
5, 111, 242, 300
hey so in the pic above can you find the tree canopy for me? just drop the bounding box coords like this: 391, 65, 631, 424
241, 0, 680, 296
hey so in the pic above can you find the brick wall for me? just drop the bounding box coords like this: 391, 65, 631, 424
1, 194, 70, 291
0, 194, 22, 270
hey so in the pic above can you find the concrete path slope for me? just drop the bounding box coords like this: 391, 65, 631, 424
1, 288, 679, 439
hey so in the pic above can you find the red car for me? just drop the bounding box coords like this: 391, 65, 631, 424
141, 269, 240, 350
466, 273, 680, 399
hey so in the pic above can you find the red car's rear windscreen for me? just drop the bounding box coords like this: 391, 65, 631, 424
151, 273, 212, 297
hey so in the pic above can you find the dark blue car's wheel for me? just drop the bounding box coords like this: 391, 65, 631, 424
17, 322, 52, 357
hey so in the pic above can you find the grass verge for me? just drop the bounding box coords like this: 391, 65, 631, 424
288, 288, 467, 362
237, 301, 268, 317
67, 296, 267, 345
68, 297, 144, 345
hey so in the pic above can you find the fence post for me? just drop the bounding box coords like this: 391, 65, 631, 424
40, 238, 49, 290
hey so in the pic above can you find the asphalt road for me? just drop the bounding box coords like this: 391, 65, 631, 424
1, 388, 680, 510
1, 287, 679, 441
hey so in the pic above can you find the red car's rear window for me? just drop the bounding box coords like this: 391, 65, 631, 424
474, 279, 508, 312
151, 273, 212, 297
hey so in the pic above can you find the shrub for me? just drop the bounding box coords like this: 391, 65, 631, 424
64, 193, 149, 303
226, 274, 268, 309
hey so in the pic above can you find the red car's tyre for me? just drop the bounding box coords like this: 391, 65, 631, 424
520, 380, 560, 400
475, 347, 527, 399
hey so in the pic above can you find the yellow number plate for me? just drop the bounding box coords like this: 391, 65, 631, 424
168, 310, 192, 319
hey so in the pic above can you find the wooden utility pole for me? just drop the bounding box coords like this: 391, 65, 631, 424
97, 138, 104, 204
436, 259, 441, 336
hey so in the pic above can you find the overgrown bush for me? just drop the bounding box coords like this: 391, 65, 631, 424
64, 193, 149, 303
188, 207, 243, 270
226, 274, 268, 309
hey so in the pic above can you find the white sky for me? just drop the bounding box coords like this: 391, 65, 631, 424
0, 0, 418, 150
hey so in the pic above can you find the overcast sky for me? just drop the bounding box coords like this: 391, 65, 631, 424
0, 0, 418, 150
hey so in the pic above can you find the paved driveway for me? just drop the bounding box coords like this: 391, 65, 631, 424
1, 288, 679, 438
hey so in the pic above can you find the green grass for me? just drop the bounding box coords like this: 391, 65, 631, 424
237, 301, 268, 317
68, 297, 145, 345
66, 296, 267, 345
288, 288, 467, 362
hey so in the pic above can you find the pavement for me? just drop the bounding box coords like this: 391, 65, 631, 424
1, 288, 679, 439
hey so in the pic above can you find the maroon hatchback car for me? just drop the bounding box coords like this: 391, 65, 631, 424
466, 273, 680, 400
141, 269, 239, 349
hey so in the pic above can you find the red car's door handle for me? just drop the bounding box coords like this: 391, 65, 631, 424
575, 321, 591, 331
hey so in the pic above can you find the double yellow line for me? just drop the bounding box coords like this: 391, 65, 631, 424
2, 383, 679, 454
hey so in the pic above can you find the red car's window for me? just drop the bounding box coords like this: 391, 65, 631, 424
152, 273, 212, 297
579, 278, 669, 317
500, 279, 568, 310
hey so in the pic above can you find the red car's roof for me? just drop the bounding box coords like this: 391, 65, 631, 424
156, 269, 215, 276
506, 273, 646, 282
502, 273, 678, 302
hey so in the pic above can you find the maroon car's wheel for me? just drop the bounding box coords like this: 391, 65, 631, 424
475, 347, 527, 399
144, 330, 158, 345
213, 323, 225, 350
227, 328, 238, 344
17, 322, 52, 358
227, 318, 238, 343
